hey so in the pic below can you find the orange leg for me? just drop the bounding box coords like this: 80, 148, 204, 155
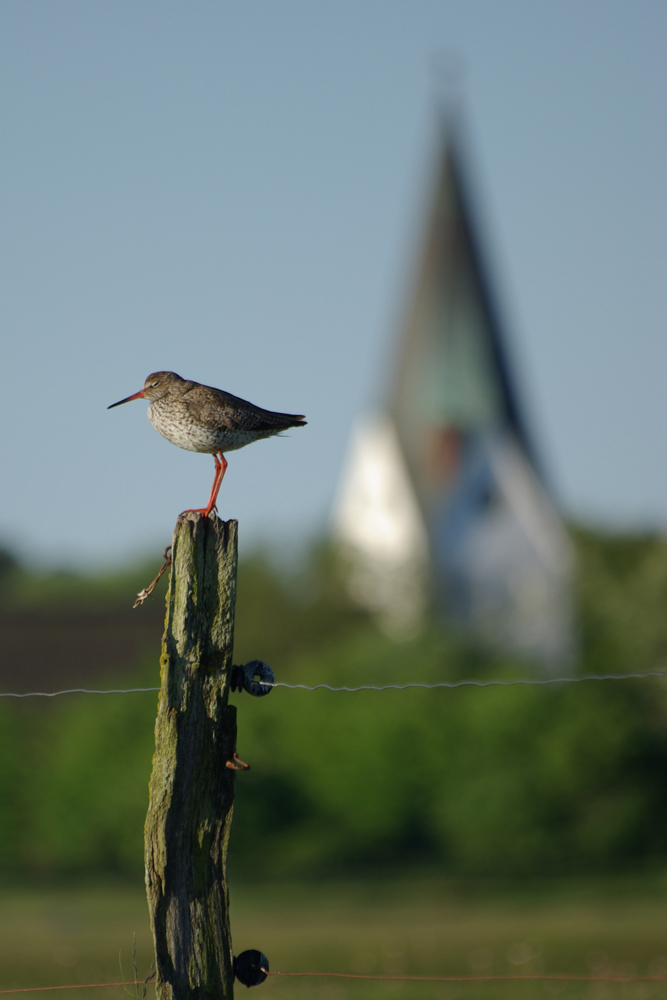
182, 451, 228, 518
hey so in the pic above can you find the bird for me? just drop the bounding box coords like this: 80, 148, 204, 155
108, 371, 306, 517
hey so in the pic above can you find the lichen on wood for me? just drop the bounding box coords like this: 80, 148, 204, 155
144, 512, 238, 999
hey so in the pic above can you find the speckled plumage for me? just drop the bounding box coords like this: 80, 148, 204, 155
139, 370, 306, 453
109, 370, 306, 515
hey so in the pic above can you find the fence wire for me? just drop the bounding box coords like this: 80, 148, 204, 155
1, 669, 666, 699
3, 970, 667, 993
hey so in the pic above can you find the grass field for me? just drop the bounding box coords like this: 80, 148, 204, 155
1, 875, 667, 999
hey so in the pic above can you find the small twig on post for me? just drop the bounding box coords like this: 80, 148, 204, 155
226, 752, 250, 771
133, 546, 172, 608
144, 513, 239, 999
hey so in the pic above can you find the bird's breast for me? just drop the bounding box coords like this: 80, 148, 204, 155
148, 399, 219, 453
147, 398, 283, 454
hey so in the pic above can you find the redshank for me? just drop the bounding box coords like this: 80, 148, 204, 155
109, 371, 306, 516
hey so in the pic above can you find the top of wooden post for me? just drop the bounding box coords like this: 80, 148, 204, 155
164, 512, 238, 698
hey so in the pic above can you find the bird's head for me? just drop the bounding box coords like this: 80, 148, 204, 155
108, 371, 186, 408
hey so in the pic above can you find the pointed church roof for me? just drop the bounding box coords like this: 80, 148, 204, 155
389, 127, 537, 515
334, 122, 573, 665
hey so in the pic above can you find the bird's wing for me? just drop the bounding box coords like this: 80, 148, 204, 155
185, 387, 306, 433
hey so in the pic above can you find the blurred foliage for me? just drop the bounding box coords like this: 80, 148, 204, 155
573, 526, 667, 674
0, 553, 167, 612
1, 526, 667, 881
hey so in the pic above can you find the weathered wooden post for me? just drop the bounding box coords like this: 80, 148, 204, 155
144, 511, 239, 999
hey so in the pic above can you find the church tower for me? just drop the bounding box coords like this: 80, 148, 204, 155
333, 126, 574, 667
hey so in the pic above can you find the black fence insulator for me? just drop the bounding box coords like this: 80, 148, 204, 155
230, 661, 275, 697
234, 950, 269, 987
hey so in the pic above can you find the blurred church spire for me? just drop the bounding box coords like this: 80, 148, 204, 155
333, 119, 574, 666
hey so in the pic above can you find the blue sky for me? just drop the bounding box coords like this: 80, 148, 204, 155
0, 1, 663, 566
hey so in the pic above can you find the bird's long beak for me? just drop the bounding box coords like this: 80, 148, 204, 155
107, 389, 145, 409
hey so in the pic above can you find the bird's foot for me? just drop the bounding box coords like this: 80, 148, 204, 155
180, 506, 215, 519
